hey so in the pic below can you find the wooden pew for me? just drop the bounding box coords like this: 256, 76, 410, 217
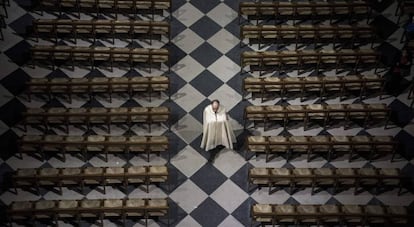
240, 24, 378, 49
396, 0, 414, 23
31, 46, 170, 72
21, 106, 171, 133
8, 198, 169, 227
242, 74, 385, 101
19, 135, 169, 162
36, 0, 172, 19
26, 76, 170, 103
244, 103, 391, 130
12, 165, 169, 194
239, 1, 372, 25
248, 167, 407, 195
245, 135, 398, 162
251, 204, 408, 226
32, 19, 171, 44
240, 49, 381, 75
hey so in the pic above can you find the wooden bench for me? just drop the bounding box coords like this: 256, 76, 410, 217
244, 103, 391, 130
396, 0, 414, 24
242, 74, 385, 102
26, 76, 170, 103
8, 198, 169, 227
32, 19, 171, 44
240, 24, 378, 49
31, 45, 170, 72
248, 167, 407, 195
240, 49, 381, 75
245, 135, 398, 162
19, 135, 169, 162
22, 106, 170, 133
36, 0, 171, 19
251, 204, 408, 226
239, 1, 372, 25
12, 165, 168, 194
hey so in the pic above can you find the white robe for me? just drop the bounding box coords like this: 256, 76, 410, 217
200, 104, 236, 151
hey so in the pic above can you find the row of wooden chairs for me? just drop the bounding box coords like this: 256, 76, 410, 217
395, 0, 414, 24
248, 167, 406, 195
409, 80, 414, 108
251, 204, 408, 226
22, 106, 170, 133
240, 24, 378, 49
238, 1, 372, 25
31, 45, 170, 72
32, 19, 171, 44
244, 103, 390, 130
0, 0, 9, 40
7, 198, 169, 227
19, 134, 169, 162
12, 165, 168, 194
241, 49, 380, 75
245, 135, 397, 162
242, 74, 385, 102
26, 76, 170, 103
37, 0, 172, 19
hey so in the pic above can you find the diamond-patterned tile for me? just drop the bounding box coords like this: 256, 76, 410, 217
171, 145, 206, 177
173, 84, 206, 113
190, 0, 221, 14
190, 16, 222, 40
173, 28, 204, 54
231, 197, 257, 226
173, 2, 203, 27
4, 40, 32, 66
210, 179, 249, 213
189, 69, 223, 97
190, 42, 222, 67
207, 55, 240, 82
207, 3, 237, 28
169, 179, 208, 213
8, 13, 34, 36
0, 98, 26, 127
190, 197, 229, 227
173, 55, 205, 82
213, 148, 245, 177
1, 0, 414, 224
218, 215, 244, 227
190, 163, 227, 195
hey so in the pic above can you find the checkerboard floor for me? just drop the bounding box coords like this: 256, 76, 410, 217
0, 0, 414, 226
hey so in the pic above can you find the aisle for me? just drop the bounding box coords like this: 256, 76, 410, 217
168, 1, 250, 226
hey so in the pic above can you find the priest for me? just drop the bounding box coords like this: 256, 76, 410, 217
200, 100, 236, 160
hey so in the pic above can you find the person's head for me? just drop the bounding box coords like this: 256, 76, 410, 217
211, 100, 220, 113
402, 49, 408, 56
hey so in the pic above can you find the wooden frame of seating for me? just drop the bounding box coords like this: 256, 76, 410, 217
244, 135, 398, 162
32, 19, 171, 44
408, 80, 414, 107
240, 49, 381, 76
31, 45, 170, 73
244, 104, 391, 131
7, 198, 169, 227
242, 75, 386, 102
248, 167, 407, 196
37, 0, 172, 20
18, 135, 170, 162
238, 1, 373, 25
26, 76, 171, 103
250, 204, 409, 226
240, 24, 378, 50
396, 0, 414, 24
12, 166, 169, 195
21, 107, 171, 134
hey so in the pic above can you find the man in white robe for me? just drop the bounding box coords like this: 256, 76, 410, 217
200, 100, 236, 156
